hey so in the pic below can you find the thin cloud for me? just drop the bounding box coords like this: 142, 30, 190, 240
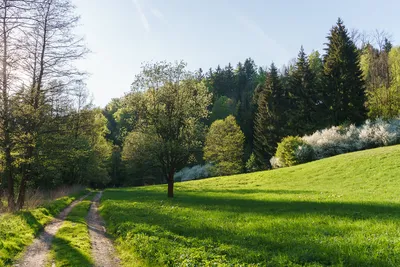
236, 14, 289, 59
132, 0, 150, 32
150, 8, 165, 22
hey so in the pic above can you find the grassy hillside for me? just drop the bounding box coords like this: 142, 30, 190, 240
100, 145, 400, 266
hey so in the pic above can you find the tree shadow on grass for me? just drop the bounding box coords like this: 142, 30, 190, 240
102, 189, 400, 266
105, 189, 400, 220
51, 235, 92, 267
180, 188, 320, 195
20, 210, 43, 233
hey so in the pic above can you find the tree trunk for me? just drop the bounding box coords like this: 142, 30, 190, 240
16, 177, 27, 210
17, 146, 33, 210
167, 168, 175, 198
0, 187, 3, 210
5, 146, 14, 211
167, 179, 174, 198
2, 2, 15, 212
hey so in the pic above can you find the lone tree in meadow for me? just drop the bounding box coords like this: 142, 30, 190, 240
204, 115, 245, 176
323, 18, 366, 125
130, 61, 212, 198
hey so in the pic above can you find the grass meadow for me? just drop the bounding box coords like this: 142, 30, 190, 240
100, 145, 400, 266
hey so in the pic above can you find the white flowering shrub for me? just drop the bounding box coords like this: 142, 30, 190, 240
303, 125, 360, 159
174, 164, 213, 182
270, 156, 283, 169
359, 119, 400, 148
273, 117, 400, 167
295, 144, 315, 163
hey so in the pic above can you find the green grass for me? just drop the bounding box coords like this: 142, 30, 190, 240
0, 190, 88, 266
100, 145, 400, 267
49, 196, 94, 267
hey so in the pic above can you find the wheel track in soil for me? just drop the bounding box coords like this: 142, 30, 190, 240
87, 191, 120, 267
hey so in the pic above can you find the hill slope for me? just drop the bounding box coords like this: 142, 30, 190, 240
100, 145, 400, 266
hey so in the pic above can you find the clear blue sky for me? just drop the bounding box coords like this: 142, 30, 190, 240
71, 0, 400, 107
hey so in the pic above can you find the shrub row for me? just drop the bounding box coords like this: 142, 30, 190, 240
272, 118, 400, 168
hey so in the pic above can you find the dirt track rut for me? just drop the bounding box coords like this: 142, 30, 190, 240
87, 191, 120, 267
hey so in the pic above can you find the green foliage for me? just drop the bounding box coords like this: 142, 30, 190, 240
204, 115, 244, 176
36, 109, 113, 188
275, 136, 314, 167
363, 46, 400, 119
323, 18, 367, 125
206, 59, 259, 162
209, 96, 237, 122
121, 131, 161, 186
0, 190, 86, 265
50, 198, 93, 267
130, 62, 212, 189
253, 63, 285, 169
101, 145, 400, 266
286, 47, 321, 135
245, 153, 258, 172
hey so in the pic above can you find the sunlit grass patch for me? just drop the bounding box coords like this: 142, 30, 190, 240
49, 197, 93, 267
101, 145, 400, 266
0, 190, 88, 266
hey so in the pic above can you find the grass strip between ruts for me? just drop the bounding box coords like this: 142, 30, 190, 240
48, 193, 94, 267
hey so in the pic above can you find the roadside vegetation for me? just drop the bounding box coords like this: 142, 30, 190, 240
100, 145, 400, 266
0, 189, 88, 266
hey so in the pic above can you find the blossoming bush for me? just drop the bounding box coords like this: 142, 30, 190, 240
174, 164, 213, 182
273, 118, 400, 167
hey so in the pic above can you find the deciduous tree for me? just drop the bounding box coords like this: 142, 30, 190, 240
204, 115, 244, 176
130, 61, 212, 197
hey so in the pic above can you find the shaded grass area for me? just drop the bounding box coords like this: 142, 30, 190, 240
101, 145, 400, 266
0, 189, 88, 266
49, 196, 94, 267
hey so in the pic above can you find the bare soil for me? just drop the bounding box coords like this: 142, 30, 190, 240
87, 192, 120, 267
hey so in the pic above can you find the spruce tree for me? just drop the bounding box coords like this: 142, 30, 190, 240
323, 18, 366, 125
223, 63, 235, 98
287, 46, 318, 135
253, 63, 284, 169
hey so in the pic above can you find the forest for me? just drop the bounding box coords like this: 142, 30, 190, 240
1, 0, 400, 210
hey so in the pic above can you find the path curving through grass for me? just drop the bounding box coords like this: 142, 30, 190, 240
15, 193, 91, 267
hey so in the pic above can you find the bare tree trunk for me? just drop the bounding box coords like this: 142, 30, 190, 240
17, 145, 34, 210
17, 168, 28, 209
167, 179, 174, 198
167, 168, 175, 198
1, 0, 15, 211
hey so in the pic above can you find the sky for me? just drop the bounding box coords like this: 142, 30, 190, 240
71, 0, 400, 107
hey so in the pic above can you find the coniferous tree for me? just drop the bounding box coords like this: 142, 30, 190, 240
223, 63, 235, 98
287, 46, 318, 135
253, 63, 284, 169
384, 38, 393, 53
237, 58, 257, 158
323, 18, 366, 126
